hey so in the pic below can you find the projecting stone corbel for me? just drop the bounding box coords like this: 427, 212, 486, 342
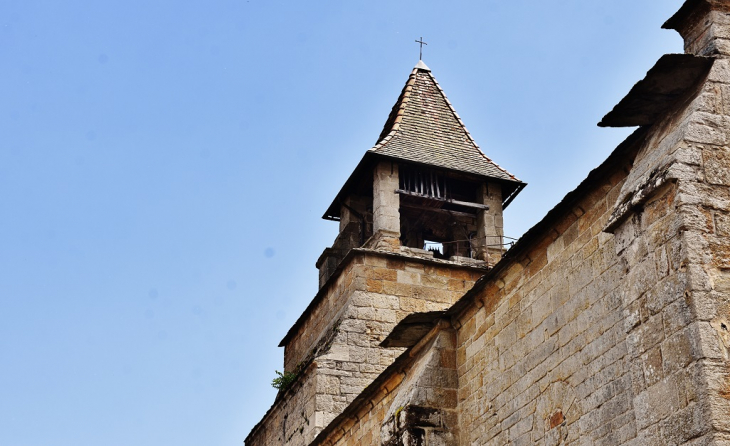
604, 166, 673, 233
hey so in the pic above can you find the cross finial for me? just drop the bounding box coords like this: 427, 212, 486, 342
415, 37, 427, 60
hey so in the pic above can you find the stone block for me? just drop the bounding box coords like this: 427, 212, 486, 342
705, 147, 730, 186
661, 330, 694, 374
368, 293, 400, 310
368, 266, 397, 281
630, 360, 646, 397
714, 211, 730, 237
696, 88, 722, 114
624, 297, 647, 333
663, 296, 693, 336
709, 59, 730, 84
640, 314, 666, 355
525, 251, 549, 279
385, 258, 405, 270
447, 278, 468, 292
547, 237, 564, 263
382, 281, 412, 297
400, 297, 427, 313
710, 239, 730, 270
686, 113, 727, 145
396, 270, 421, 285
614, 215, 640, 256
578, 199, 607, 235
635, 375, 684, 430
356, 307, 375, 321
421, 274, 449, 288
340, 318, 367, 334
694, 321, 729, 361
365, 278, 383, 293
641, 346, 664, 387
659, 403, 710, 445
412, 285, 452, 303
371, 308, 396, 323
509, 414, 534, 441
362, 255, 388, 267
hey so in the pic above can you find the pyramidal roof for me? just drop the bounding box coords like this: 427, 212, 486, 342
370, 61, 521, 183
323, 61, 524, 220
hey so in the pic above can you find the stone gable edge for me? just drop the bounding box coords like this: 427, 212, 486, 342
244, 360, 316, 445
309, 319, 450, 445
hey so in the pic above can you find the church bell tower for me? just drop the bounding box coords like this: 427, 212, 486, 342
246, 60, 524, 446
317, 59, 525, 286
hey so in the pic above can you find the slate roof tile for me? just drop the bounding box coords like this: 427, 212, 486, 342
322, 62, 525, 220
370, 64, 520, 183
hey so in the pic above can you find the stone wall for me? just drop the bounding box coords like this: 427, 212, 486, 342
379, 328, 461, 446
294, 54, 730, 446
246, 363, 318, 446
373, 161, 400, 236
303, 252, 483, 438
314, 364, 405, 446
454, 144, 652, 444
475, 181, 505, 265
311, 325, 461, 446
453, 57, 730, 444
284, 251, 483, 373
247, 5, 730, 445
317, 222, 361, 288
676, 56, 730, 442
248, 250, 483, 446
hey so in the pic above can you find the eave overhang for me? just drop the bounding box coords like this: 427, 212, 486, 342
663, 0, 730, 33
598, 54, 713, 127
322, 151, 526, 221
379, 311, 446, 348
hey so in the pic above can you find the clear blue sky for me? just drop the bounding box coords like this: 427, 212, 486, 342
1, 1, 685, 445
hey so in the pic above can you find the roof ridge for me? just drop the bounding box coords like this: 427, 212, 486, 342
424, 70, 520, 182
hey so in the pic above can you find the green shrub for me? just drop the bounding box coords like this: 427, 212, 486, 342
271, 370, 298, 391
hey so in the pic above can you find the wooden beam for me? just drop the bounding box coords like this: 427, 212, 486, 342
400, 202, 476, 218
395, 189, 489, 211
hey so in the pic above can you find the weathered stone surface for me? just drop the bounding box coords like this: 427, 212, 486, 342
373, 161, 400, 238
248, 2, 730, 444
247, 247, 483, 446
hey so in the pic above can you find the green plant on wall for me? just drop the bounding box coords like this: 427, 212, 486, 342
271, 370, 298, 391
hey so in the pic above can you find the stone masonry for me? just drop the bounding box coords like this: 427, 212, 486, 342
475, 182, 505, 265
247, 47, 523, 446
373, 161, 401, 238
246, 1, 730, 444
246, 249, 484, 446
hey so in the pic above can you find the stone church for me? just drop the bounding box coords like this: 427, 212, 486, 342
247, 0, 730, 444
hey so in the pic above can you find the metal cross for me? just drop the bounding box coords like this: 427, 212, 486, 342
415, 37, 427, 60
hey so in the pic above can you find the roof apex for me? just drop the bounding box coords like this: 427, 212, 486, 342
370, 64, 521, 184
322, 63, 526, 221
414, 59, 431, 71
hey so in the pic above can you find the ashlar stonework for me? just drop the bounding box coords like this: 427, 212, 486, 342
246, 1, 730, 444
